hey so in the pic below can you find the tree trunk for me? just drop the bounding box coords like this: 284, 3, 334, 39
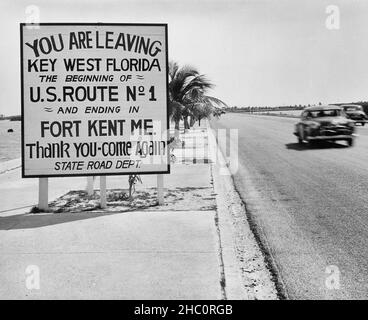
174, 119, 180, 139
189, 115, 195, 127
183, 117, 190, 132
198, 118, 201, 127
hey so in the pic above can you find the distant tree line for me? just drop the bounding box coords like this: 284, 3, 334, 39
227, 104, 312, 113
0, 115, 21, 121
228, 101, 368, 114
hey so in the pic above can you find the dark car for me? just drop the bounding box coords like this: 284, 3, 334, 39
293, 105, 356, 147
341, 104, 367, 126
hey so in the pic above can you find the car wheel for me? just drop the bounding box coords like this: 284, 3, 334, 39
362, 122, 365, 126
347, 138, 354, 147
298, 127, 305, 144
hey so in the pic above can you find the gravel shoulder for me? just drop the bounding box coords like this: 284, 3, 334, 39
208, 123, 279, 300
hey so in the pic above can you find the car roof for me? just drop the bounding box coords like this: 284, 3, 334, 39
340, 104, 362, 108
304, 105, 341, 111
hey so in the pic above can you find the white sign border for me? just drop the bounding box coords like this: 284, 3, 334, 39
20, 22, 170, 178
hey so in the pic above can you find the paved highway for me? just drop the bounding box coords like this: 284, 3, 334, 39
211, 113, 368, 299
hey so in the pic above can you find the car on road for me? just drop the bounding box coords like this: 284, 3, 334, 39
294, 105, 356, 146
340, 104, 367, 126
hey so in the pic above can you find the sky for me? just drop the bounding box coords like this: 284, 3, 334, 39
1, 0, 368, 115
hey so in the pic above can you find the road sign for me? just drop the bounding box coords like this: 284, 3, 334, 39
21, 23, 169, 178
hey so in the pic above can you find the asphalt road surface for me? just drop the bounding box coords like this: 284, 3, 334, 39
211, 113, 368, 299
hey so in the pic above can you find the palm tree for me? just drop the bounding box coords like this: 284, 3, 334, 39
168, 61, 228, 137
187, 95, 228, 127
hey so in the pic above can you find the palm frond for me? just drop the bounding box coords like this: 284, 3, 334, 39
169, 61, 179, 82
203, 95, 229, 108
168, 61, 227, 125
182, 75, 213, 97
176, 65, 200, 80
169, 100, 185, 121
169, 67, 196, 100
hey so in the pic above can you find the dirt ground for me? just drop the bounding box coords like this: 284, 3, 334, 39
36, 186, 217, 213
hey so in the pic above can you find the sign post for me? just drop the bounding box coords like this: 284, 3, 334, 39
21, 23, 170, 208
157, 174, 164, 205
86, 176, 95, 196
38, 178, 48, 211
100, 176, 107, 209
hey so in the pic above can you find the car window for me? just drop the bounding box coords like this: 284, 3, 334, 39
310, 109, 341, 117
344, 106, 361, 111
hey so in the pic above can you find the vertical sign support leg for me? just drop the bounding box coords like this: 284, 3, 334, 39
157, 174, 164, 205
100, 176, 107, 209
38, 178, 49, 211
87, 176, 94, 196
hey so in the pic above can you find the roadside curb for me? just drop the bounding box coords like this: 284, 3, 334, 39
207, 121, 278, 300
211, 166, 250, 299
206, 122, 247, 300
